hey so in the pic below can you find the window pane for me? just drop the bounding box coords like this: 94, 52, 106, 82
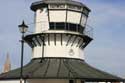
56, 23, 65, 30
49, 22, 84, 34
50, 22, 54, 30
69, 80, 74, 83
69, 23, 77, 32
78, 26, 84, 34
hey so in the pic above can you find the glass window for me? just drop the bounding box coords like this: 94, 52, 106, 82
49, 22, 84, 34
56, 23, 65, 30
78, 26, 84, 34
69, 80, 74, 83
65, 23, 69, 30
50, 22, 65, 30
69, 23, 77, 32
50, 22, 55, 30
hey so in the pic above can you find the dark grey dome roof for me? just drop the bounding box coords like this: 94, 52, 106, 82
0, 58, 123, 82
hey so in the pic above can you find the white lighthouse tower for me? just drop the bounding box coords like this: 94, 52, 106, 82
0, 0, 124, 83
28, 0, 92, 60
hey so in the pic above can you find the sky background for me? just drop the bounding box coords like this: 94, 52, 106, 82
0, 0, 125, 78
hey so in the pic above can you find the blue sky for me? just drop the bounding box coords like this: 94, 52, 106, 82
0, 0, 125, 78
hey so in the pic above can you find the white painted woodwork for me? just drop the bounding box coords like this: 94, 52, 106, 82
67, 11, 81, 24
33, 7, 85, 60
35, 8, 85, 33
35, 8, 49, 33
32, 34, 85, 60
81, 14, 87, 27
49, 10, 66, 22
32, 45, 84, 60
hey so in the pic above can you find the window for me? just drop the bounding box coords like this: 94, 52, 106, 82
78, 25, 84, 34
69, 80, 74, 83
49, 22, 84, 34
69, 23, 77, 32
50, 22, 55, 30
56, 22, 65, 30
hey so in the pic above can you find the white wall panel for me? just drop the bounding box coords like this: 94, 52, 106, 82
49, 11, 66, 22
67, 11, 81, 24
81, 14, 87, 27
35, 8, 49, 33
33, 46, 43, 58
32, 42, 84, 60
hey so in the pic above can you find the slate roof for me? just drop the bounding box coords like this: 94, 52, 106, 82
0, 58, 124, 82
